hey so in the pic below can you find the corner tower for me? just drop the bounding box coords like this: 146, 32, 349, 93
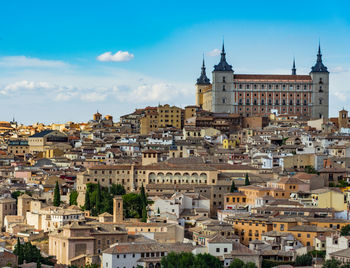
195, 57, 212, 109
212, 42, 234, 113
310, 43, 329, 119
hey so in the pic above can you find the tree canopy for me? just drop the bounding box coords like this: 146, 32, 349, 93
161, 252, 223, 268
230, 180, 237, 193
53, 181, 61, 206
228, 258, 257, 268
340, 224, 350, 236
69, 190, 78, 206
322, 259, 341, 268
295, 254, 312, 266
245, 173, 250, 186
14, 240, 53, 265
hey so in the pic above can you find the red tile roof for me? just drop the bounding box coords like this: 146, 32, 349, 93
234, 74, 312, 81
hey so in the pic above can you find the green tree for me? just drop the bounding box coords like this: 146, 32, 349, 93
141, 206, 147, 222
69, 190, 78, 206
323, 259, 341, 268
341, 264, 350, 268
95, 182, 102, 214
230, 180, 237, 193
84, 191, 91, 211
245, 173, 250, 186
193, 253, 222, 268
110, 184, 126, 196
295, 254, 312, 266
228, 259, 257, 268
341, 224, 350, 236
244, 263, 257, 268
229, 258, 244, 268
140, 183, 147, 206
53, 181, 61, 206
123, 193, 143, 218
36, 256, 41, 268
11, 190, 23, 200
14, 237, 23, 265
161, 252, 194, 268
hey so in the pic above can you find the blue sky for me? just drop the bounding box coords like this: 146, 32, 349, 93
1, 0, 350, 124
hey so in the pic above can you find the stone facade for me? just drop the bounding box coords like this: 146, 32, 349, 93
196, 43, 329, 119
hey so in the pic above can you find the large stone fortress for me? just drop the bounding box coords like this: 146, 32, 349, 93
196, 43, 329, 119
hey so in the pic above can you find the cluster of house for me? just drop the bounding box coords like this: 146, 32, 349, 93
0, 107, 350, 267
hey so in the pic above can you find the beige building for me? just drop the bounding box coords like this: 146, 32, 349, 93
311, 188, 347, 211
7, 139, 29, 157
282, 154, 315, 170
49, 222, 128, 265
0, 197, 16, 229
196, 43, 329, 119
76, 157, 258, 217
140, 104, 183, 134
28, 130, 71, 154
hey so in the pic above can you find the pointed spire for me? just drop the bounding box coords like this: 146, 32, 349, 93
214, 40, 233, 72
317, 41, 322, 62
196, 54, 210, 85
311, 41, 328, 73
292, 58, 296, 75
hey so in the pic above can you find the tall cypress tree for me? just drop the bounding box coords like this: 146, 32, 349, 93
53, 181, 61, 206
245, 173, 251, 186
141, 206, 147, 222
140, 183, 147, 206
84, 191, 91, 211
96, 182, 102, 214
15, 237, 23, 265
230, 180, 237, 193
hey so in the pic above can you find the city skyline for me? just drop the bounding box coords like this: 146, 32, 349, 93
1, 0, 350, 124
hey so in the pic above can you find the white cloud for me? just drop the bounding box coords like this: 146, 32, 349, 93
208, 48, 221, 57
55, 91, 78, 101
0, 56, 67, 68
333, 91, 347, 101
80, 92, 107, 102
330, 66, 348, 73
0, 80, 52, 95
97, 51, 134, 62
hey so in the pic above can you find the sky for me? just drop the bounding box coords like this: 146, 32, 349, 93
1, 0, 350, 124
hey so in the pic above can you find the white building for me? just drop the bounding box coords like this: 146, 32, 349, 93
326, 234, 350, 260
150, 192, 210, 221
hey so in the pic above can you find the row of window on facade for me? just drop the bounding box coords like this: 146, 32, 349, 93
234, 83, 312, 90
223, 98, 323, 105
220, 83, 324, 92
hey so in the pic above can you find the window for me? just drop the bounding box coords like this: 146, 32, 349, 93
223, 85, 226, 91
224, 248, 228, 252
216, 248, 220, 252
223, 76, 226, 83
222, 98, 226, 104
319, 98, 323, 105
